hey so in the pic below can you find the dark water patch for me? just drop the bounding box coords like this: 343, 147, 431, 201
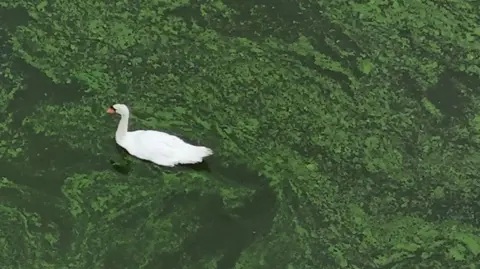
1, 6, 87, 127
0, 161, 54, 194
0, 6, 30, 31
423, 69, 480, 149
422, 188, 480, 227
0, 135, 75, 196
425, 69, 474, 120
0, 183, 73, 256
142, 187, 276, 269
211, 188, 276, 269
10, 132, 112, 197
100, 191, 205, 269
397, 69, 480, 151
7, 59, 86, 128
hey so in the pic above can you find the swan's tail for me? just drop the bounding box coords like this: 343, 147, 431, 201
180, 145, 213, 164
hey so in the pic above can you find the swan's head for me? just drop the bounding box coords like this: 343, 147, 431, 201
107, 103, 129, 116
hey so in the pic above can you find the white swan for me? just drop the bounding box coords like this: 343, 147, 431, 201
107, 103, 213, 167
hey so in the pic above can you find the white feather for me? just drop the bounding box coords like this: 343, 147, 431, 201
109, 104, 213, 167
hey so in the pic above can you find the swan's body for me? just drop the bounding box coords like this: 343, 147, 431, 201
107, 104, 213, 167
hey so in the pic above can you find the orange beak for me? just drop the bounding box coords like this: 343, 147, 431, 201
107, 107, 115, 114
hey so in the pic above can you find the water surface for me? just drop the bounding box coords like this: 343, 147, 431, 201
1, 1, 480, 269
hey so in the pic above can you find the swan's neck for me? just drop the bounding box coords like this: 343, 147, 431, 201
116, 114, 129, 141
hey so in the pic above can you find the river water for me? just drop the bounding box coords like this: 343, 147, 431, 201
1, 1, 480, 269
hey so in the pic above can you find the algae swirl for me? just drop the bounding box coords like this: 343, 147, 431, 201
0, 0, 479, 268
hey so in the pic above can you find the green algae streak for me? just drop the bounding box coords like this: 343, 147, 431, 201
0, 0, 479, 268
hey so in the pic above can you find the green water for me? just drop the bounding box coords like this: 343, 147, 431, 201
1, 1, 480, 269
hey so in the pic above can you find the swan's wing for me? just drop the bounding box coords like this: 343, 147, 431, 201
125, 130, 186, 165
